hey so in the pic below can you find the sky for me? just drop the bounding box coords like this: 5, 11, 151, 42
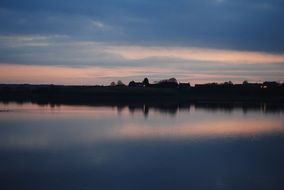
0, 0, 284, 85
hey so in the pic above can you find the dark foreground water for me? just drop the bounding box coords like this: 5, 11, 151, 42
0, 102, 283, 190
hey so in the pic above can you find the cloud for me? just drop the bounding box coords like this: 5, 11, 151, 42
0, 1, 284, 84
0, 35, 67, 47
0, 34, 284, 84
90, 20, 105, 28
1, 35, 284, 66
107, 46, 284, 64
0, 0, 284, 52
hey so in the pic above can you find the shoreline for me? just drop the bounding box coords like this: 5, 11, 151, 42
1, 83, 284, 105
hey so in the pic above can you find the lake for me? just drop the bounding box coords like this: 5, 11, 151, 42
0, 102, 283, 190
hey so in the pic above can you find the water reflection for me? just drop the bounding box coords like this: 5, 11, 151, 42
0, 102, 283, 149
0, 102, 284, 190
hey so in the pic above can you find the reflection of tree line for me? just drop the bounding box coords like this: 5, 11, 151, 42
117, 103, 284, 117
1, 99, 283, 116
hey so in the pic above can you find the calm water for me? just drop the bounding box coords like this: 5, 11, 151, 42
0, 102, 284, 190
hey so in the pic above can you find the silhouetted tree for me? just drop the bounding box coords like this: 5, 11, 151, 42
224, 81, 233, 86
156, 78, 178, 88
168, 78, 178, 83
142, 78, 149, 87
157, 78, 178, 84
110, 82, 116, 86
117, 80, 125, 86
243, 80, 249, 85
128, 81, 135, 87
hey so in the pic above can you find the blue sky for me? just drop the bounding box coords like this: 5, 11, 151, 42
0, 0, 284, 84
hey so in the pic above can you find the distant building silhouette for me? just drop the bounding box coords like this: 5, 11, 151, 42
262, 81, 279, 88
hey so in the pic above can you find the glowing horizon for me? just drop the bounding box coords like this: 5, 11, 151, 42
0, 62, 283, 85
1, 44, 284, 85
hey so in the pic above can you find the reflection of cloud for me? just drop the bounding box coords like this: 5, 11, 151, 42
116, 119, 284, 140
0, 103, 283, 150
0, 136, 50, 149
